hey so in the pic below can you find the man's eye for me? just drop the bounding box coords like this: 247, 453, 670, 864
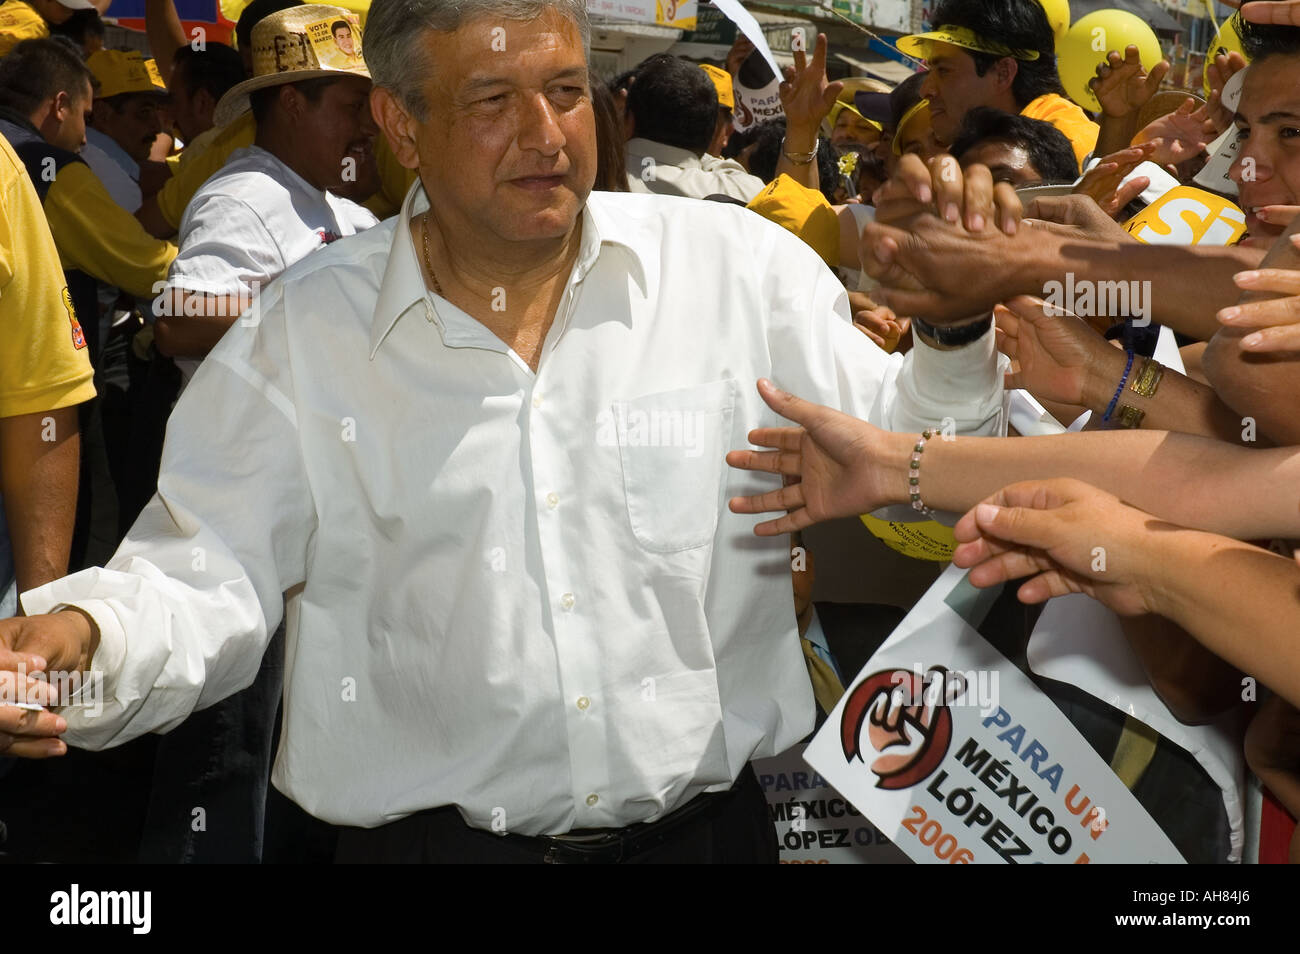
1282, 127, 1300, 140
1235, 126, 1249, 142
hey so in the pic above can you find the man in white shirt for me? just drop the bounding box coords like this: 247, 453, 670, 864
5, 0, 1005, 863
154, 5, 379, 382
624, 53, 765, 201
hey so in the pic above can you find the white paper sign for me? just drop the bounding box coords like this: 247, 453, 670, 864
804, 565, 1185, 864
709, 0, 784, 80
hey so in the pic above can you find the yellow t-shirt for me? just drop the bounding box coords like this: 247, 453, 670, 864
0, 136, 94, 418
156, 110, 416, 228
45, 161, 177, 299
1021, 92, 1100, 167
0, 1, 51, 59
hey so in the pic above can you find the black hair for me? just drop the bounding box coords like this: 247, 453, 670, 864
0, 37, 96, 116
236, 0, 302, 51
626, 53, 717, 154
171, 43, 247, 102
591, 82, 628, 192
930, 0, 1063, 109
1235, 5, 1300, 61
949, 106, 1079, 183
815, 137, 838, 202
248, 75, 337, 126
745, 117, 787, 183
49, 9, 105, 49
331, 19, 351, 34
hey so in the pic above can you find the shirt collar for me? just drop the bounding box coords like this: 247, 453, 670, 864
368, 179, 650, 359
626, 138, 704, 170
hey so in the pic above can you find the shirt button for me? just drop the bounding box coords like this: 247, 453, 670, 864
546, 492, 559, 510
560, 592, 575, 611
532, 394, 543, 408
586, 794, 599, 807
576, 695, 590, 711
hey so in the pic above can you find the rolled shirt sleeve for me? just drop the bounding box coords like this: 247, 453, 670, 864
20, 279, 315, 748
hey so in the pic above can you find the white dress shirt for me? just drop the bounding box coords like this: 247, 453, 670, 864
23, 182, 1007, 833
625, 137, 766, 202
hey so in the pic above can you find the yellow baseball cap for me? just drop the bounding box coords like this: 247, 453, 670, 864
86, 50, 167, 100
699, 63, 734, 111
746, 174, 839, 268
897, 24, 1042, 61
892, 99, 931, 156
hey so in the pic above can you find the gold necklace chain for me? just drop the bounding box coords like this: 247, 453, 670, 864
420, 215, 445, 298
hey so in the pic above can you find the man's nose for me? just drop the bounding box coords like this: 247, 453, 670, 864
919, 71, 937, 100
518, 92, 565, 154
1230, 138, 1268, 186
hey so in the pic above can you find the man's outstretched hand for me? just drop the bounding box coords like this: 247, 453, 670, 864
0, 609, 98, 757
726, 379, 901, 535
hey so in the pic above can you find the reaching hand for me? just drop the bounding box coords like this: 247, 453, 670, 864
873, 152, 1022, 235
1024, 193, 1135, 244
1220, 259, 1300, 352
950, 478, 1166, 617
1089, 45, 1170, 120
726, 379, 898, 535
0, 610, 95, 758
995, 296, 1116, 407
1134, 97, 1218, 163
725, 34, 756, 76
848, 292, 908, 351
778, 32, 841, 136
1072, 143, 1156, 219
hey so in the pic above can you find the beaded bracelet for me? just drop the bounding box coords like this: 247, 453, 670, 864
1102, 351, 1135, 425
908, 428, 936, 515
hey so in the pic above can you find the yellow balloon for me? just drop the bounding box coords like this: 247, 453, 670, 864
1203, 14, 1247, 98
1058, 9, 1164, 113
1038, 0, 1071, 46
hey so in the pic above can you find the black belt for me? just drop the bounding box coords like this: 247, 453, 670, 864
484, 781, 743, 864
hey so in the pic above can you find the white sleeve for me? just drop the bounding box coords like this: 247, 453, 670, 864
19, 282, 316, 749
167, 193, 285, 296
765, 224, 1007, 437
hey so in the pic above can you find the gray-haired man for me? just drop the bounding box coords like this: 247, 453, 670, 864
4, 0, 1007, 862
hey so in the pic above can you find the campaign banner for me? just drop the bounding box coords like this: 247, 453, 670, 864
804, 565, 1186, 864
755, 744, 909, 863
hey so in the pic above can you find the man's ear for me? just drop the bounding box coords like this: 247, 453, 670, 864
194, 87, 216, 125
994, 57, 1019, 94
371, 85, 420, 170
53, 90, 74, 123
280, 83, 305, 122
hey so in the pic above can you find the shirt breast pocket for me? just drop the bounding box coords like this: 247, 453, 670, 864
613, 379, 736, 554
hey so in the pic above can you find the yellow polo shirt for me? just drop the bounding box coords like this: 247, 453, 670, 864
45, 161, 176, 299
0, 1, 50, 59
1022, 93, 1100, 167
156, 110, 415, 228
0, 136, 94, 418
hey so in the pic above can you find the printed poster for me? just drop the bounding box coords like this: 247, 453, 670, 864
804, 566, 1185, 864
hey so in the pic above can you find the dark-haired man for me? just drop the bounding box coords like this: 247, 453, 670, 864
898, 0, 1098, 165
949, 106, 1080, 187
0, 39, 175, 365
624, 53, 764, 200
167, 43, 246, 167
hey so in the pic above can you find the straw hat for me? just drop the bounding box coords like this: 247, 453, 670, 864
214, 3, 370, 127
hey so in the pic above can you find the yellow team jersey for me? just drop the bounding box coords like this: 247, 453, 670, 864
0, 136, 94, 418
45, 161, 176, 299
0, 1, 50, 59
1021, 92, 1100, 167
156, 110, 416, 228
